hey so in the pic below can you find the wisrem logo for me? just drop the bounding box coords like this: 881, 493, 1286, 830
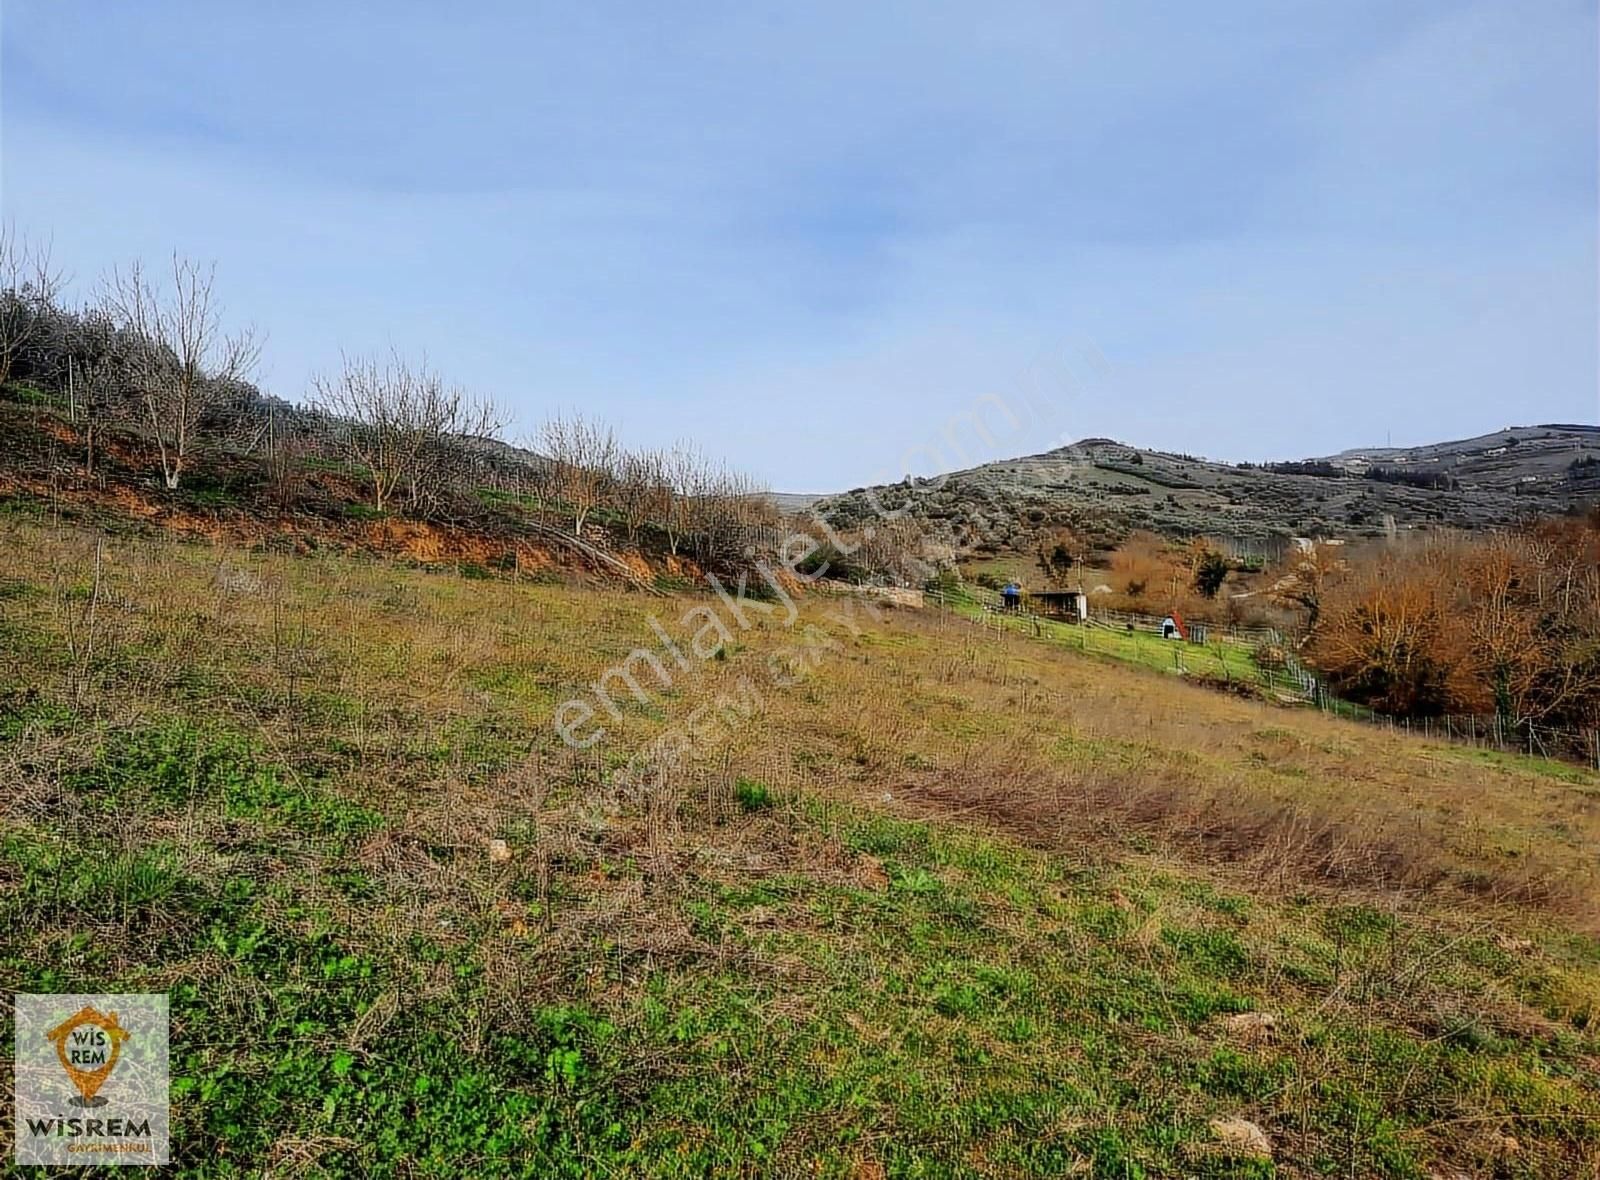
13, 994, 170, 1166
24, 1116, 154, 1140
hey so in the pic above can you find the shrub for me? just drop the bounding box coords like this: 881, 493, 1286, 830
1194, 551, 1230, 598
1306, 521, 1600, 726
734, 777, 773, 812
794, 542, 869, 583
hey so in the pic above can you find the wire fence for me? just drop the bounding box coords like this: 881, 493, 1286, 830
1310, 698, 1600, 768
931, 585, 1302, 694
1091, 607, 1286, 648
926, 582, 1600, 771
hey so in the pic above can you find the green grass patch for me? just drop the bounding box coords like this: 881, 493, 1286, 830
735, 777, 774, 812
61, 719, 382, 836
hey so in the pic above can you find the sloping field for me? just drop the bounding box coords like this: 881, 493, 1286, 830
3, 518, 1599, 1176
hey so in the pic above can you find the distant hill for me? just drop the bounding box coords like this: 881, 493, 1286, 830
808, 425, 1600, 555
1311, 424, 1600, 493
770, 491, 825, 514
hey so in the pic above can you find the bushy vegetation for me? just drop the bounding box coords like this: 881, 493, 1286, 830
1364, 466, 1457, 492
1302, 515, 1600, 735
1252, 460, 1345, 479
1193, 549, 1231, 598
1083, 532, 1285, 626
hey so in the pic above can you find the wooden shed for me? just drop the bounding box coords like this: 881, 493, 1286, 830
1030, 590, 1087, 621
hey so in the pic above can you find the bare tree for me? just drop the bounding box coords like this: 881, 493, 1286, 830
49, 307, 128, 477
1035, 526, 1089, 588
70, 351, 122, 479
538, 412, 618, 534
615, 447, 668, 544
310, 350, 501, 513
101, 255, 259, 490
1461, 529, 1600, 728
1270, 539, 1345, 631
256, 399, 318, 507
661, 441, 706, 557
0, 226, 64, 389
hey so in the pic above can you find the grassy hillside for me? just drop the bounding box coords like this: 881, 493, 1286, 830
934, 587, 1267, 685
3, 518, 1600, 1176
814, 428, 1600, 555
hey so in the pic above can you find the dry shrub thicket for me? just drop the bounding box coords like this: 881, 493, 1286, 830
1305, 515, 1600, 731
1072, 530, 1281, 626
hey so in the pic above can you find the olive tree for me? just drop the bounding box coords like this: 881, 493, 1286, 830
0, 226, 64, 390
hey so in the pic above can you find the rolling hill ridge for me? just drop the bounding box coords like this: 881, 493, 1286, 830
810, 423, 1600, 555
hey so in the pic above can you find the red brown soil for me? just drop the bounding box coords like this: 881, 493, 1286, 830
0, 409, 697, 586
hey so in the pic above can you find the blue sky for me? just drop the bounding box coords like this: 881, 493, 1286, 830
3, 1, 1595, 490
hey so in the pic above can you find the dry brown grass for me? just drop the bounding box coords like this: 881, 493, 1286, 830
5, 516, 1598, 932
5, 517, 1600, 1175
734, 600, 1600, 928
